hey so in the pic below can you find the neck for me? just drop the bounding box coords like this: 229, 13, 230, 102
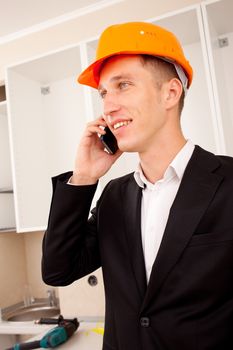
139, 133, 186, 184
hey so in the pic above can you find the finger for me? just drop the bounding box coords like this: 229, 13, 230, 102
86, 125, 106, 136
92, 116, 107, 127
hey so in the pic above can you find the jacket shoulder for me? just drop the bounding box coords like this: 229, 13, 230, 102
97, 172, 135, 205
108, 171, 135, 186
194, 145, 233, 176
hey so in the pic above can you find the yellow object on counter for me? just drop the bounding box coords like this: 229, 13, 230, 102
91, 326, 104, 335
84, 323, 104, 337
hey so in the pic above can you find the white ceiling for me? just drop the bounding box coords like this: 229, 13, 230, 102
0, 0, 106, 39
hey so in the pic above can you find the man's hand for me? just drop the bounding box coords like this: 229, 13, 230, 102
70, 116, 122, 185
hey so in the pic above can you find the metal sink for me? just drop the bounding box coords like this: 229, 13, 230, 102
2, 300, 60, 322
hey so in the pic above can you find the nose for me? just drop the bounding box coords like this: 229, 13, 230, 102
103, 92, 120, 117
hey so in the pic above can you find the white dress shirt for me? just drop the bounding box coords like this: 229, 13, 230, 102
134, 140, 195, 283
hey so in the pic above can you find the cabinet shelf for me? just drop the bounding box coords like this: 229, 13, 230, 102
0, 188, 13, 194
0, 227, 16, 233
0, 187, 15, 232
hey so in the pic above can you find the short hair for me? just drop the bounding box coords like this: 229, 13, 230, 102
139, 55, 185, 114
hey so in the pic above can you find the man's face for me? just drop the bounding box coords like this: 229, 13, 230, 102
98, 55, 168, 154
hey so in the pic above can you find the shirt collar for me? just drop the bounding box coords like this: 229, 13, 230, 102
134, 140, 195, 188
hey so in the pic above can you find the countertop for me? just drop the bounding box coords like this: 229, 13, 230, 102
26, 321, 104, 349
0, 319, 104, 349
0, 320, 51, 335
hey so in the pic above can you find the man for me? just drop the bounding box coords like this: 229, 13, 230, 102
42, 22, 233, 349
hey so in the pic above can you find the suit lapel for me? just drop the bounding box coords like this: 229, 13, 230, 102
141, 146, 224, 311
122, 177, 147, 300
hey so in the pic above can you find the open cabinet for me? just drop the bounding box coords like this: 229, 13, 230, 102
6, 46, 86, 231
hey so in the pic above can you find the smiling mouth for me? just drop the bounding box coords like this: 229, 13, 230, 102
113, 120, 132, 130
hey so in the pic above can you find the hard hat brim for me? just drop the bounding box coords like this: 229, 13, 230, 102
78, 51, 193, 89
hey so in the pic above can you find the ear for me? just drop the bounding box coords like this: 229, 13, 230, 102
164, 78, 183, 110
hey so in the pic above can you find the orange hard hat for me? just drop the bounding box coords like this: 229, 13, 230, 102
78, 21, 193, 89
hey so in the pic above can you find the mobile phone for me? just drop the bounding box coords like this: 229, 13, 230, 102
100, 127, 118, 154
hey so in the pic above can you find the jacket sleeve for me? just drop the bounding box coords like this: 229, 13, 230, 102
41, 171, 101, 286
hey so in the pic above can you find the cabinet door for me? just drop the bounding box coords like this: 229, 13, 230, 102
6, 45, 87, 232
202, 0, 233, 156
0, 99, 16, 232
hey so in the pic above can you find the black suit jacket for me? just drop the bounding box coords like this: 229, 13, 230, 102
42, 146, 233, 350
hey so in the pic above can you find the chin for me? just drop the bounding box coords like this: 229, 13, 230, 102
118, 141, 139, 153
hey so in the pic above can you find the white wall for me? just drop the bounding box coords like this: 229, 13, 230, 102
0, 232, 27, 308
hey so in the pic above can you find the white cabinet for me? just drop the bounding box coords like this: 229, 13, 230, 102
6, 46, 87, 232
202, 0, 233, 156
0, 86, 16, 232
4, 0, 233, 232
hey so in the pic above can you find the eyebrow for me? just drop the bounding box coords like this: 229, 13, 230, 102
98, 74, 134, 91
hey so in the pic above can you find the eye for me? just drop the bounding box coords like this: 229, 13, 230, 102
119, 81, 130, 90
99, 89, 107, 99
